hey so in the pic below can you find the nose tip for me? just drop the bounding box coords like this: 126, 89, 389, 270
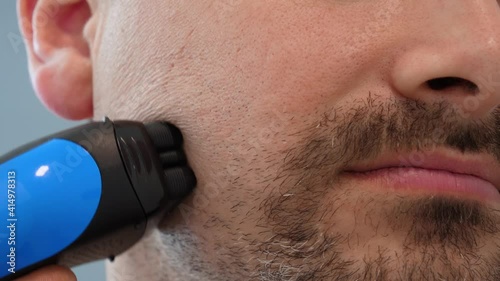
390, 0, 500, 119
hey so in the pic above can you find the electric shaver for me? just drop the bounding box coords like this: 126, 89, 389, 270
0, 117, 197, 280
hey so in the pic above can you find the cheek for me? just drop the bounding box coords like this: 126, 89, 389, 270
211, 3, 392, 122
179, 2, 403, 224
92, 0, 188, 119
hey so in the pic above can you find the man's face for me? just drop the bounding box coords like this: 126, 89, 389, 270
89, 0, 500, 280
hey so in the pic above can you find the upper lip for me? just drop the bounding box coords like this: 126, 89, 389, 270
343, 149, 500, 191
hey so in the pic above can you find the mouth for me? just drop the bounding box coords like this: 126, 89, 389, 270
342, 149, 500, 203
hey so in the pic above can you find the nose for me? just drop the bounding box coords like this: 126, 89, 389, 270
391, 0, 500, 119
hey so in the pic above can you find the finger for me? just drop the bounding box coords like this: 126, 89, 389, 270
14, 265, 77, 281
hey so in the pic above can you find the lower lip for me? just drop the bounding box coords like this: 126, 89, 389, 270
343, 167, 500, 202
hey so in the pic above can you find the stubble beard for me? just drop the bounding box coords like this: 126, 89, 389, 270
155, 96, 500, 281
251, 97, 500, 280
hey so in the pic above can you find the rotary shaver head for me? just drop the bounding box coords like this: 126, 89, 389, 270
144, 121, 197, 200
113, 119, 197, 216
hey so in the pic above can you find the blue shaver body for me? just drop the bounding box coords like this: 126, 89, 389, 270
0, 118, 196, 280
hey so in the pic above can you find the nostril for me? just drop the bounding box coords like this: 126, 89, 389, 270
427, 77, 478, 92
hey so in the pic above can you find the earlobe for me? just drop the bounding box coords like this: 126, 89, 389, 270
18, 0, 94, 120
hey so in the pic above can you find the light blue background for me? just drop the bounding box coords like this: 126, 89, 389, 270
0, 1, 106, 280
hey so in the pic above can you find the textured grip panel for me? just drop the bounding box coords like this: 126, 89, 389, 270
164, 167, 197, 199
145, 122, 183, 151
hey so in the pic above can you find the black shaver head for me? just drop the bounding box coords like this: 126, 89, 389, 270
0, 118, 197, 280
114, 119, 197, 213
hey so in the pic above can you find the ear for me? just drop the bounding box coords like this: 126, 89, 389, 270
18, 0, 94, 120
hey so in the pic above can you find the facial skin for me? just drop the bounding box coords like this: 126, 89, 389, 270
18, 0, 500, 280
